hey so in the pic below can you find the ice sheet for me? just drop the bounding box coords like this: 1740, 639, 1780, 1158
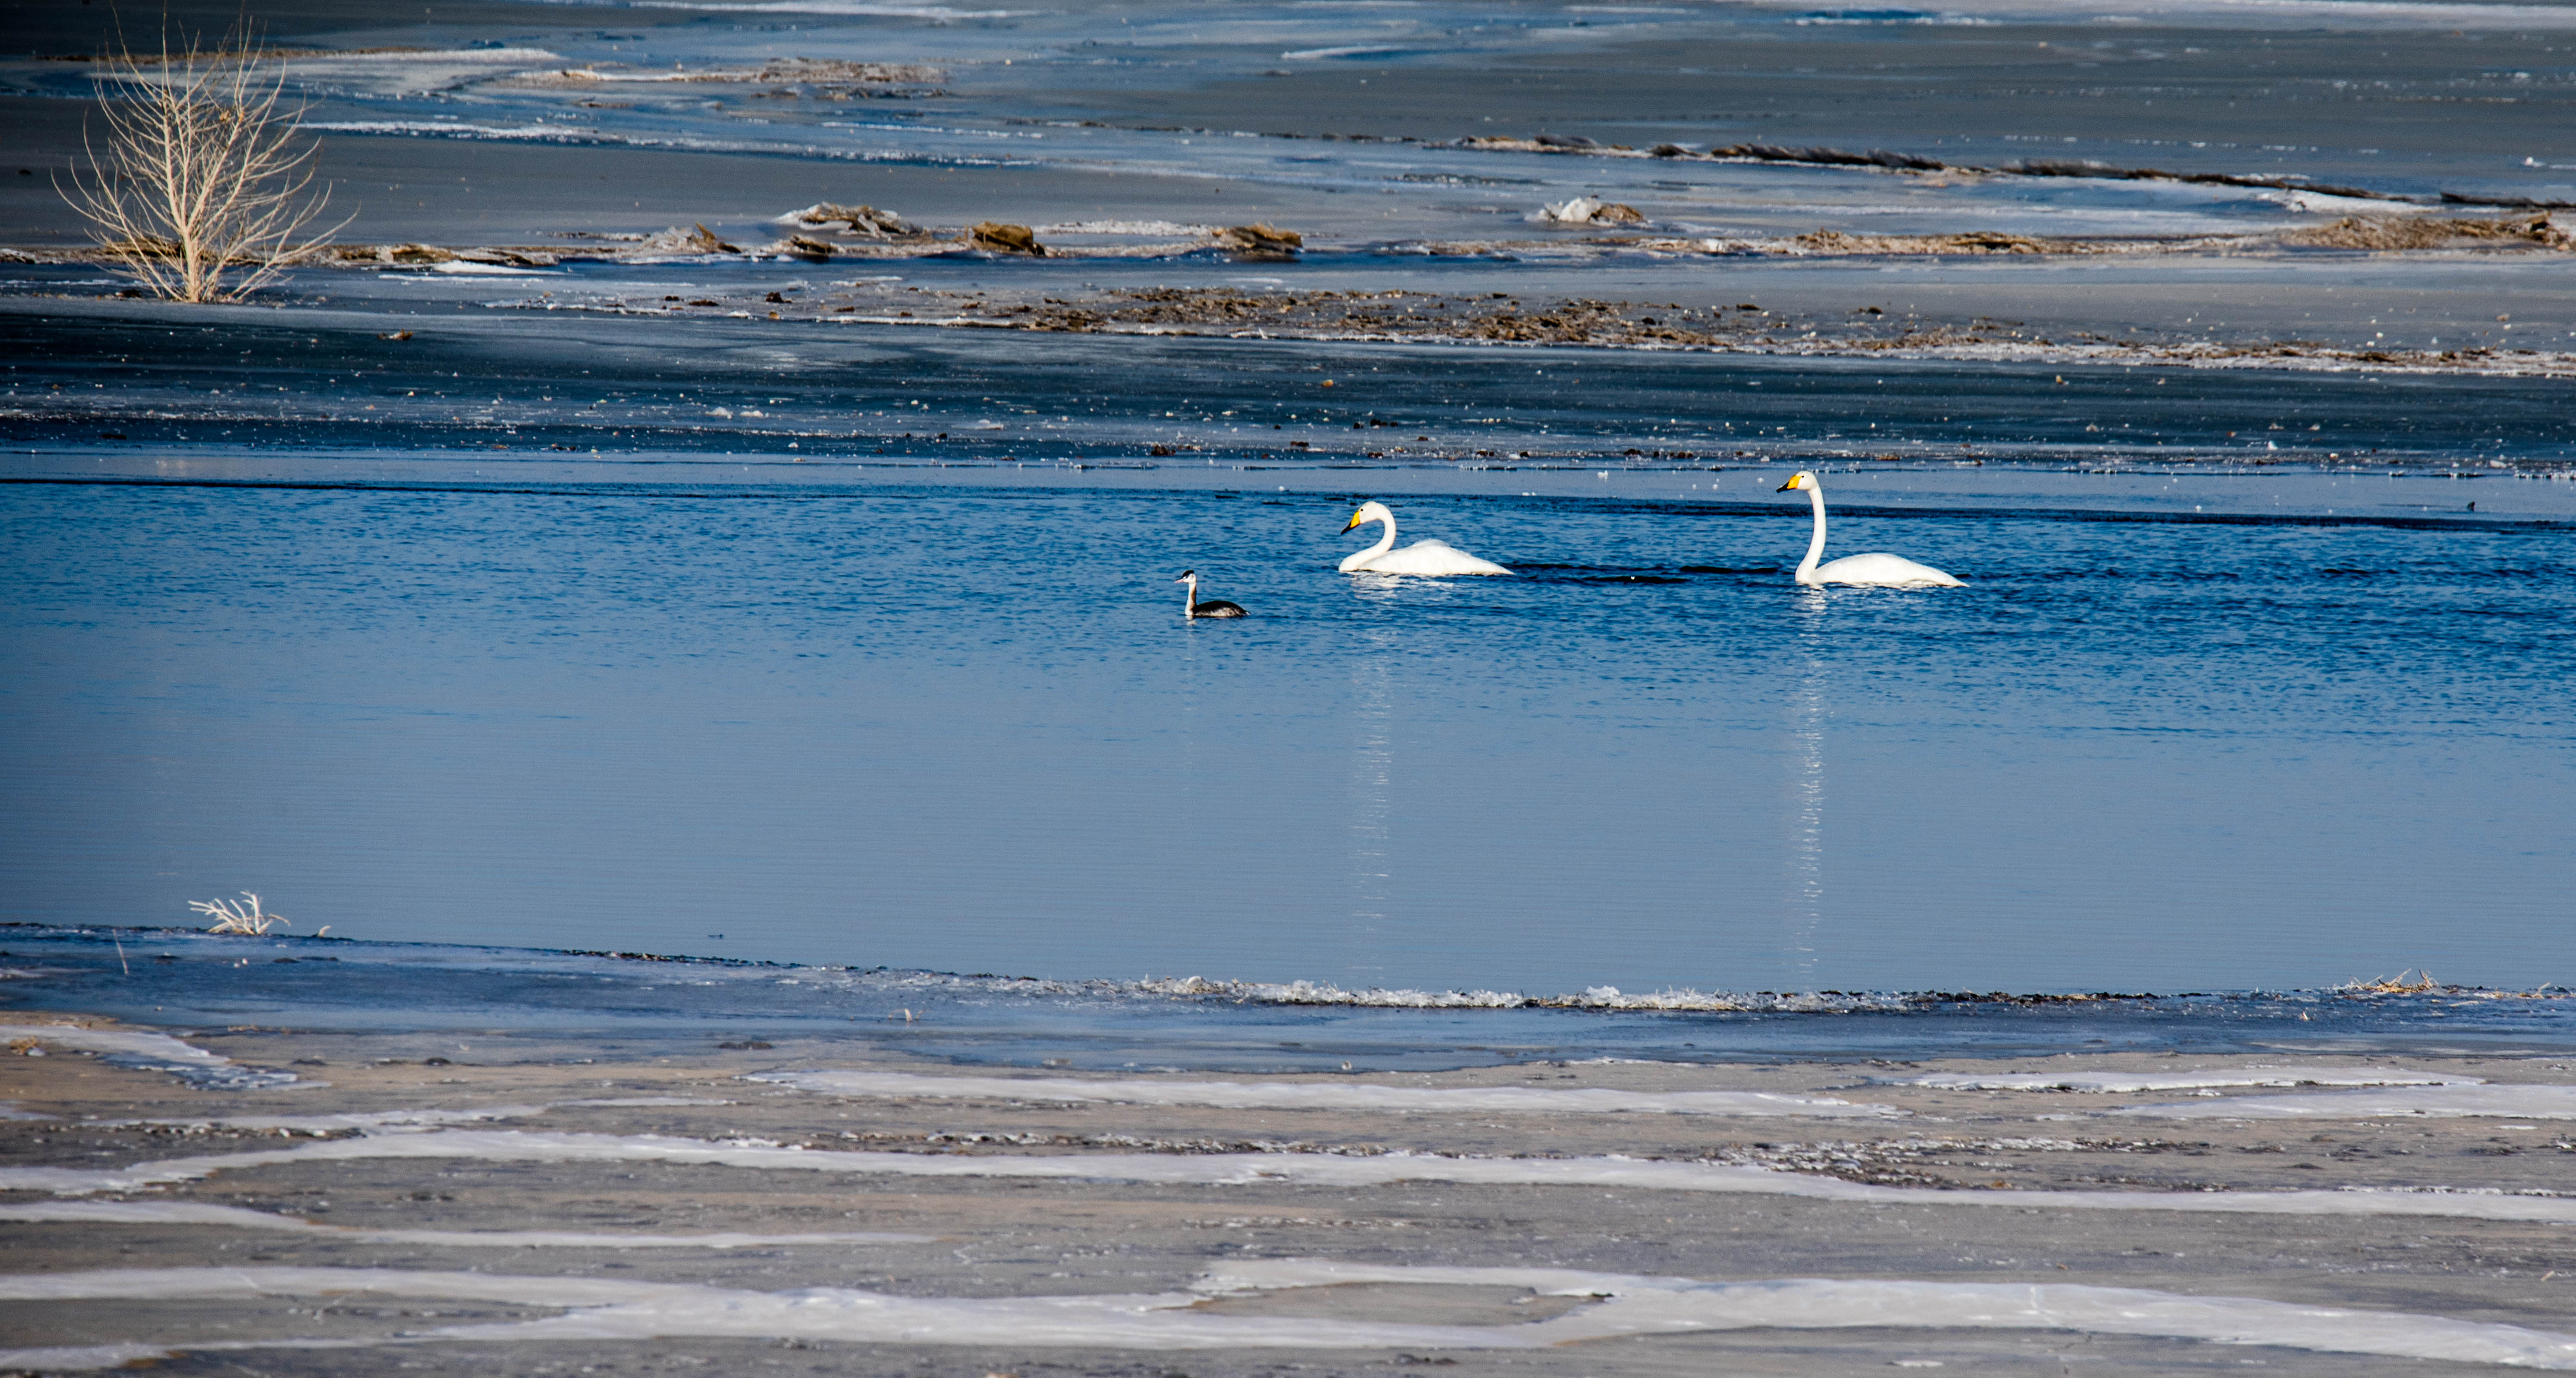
1211, 1261, 2576, 1365
753, 1069, 1902, 1116
0, 1262, 2567, 1366
0, 1199, 930, 1247
2112, 1084, 2576, 1119
17, 1129, 2576, 1222
0, 1022, 294, 1090
1884, 1065, 2478, 1093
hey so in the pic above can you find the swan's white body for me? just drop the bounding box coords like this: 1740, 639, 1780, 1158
1778, 471, 1964, 589
1338, 501, 1512, 576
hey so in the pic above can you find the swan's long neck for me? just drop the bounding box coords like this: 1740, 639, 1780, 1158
1795, 484, 1827, 585
1344, 512, 1396, 571
1182, 575, 1199, 617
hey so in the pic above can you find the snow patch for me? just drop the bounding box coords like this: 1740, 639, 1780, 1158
0, 1200, 927, 1248
2113, 1084, 2576, 1120
1884, 1065, 2477, 1093
0, 1022, 294, 1091
755, 1069, 1899, 1117
0, 1263, 2568, 1366
18, 1129, 2576, 1223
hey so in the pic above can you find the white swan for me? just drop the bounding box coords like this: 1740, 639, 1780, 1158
1338, 501, 1513, 576
1777, 471, 1964, 588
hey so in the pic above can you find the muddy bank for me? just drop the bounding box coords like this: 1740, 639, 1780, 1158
4, 1015, 2575, 1374
483, 281, 2576, 382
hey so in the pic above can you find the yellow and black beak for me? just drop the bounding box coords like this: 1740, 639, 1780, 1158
1776, 476, 1800, 493
1342, 511, 1363, 532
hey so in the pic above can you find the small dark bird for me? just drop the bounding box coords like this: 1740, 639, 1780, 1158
1175, 570, 1246, 619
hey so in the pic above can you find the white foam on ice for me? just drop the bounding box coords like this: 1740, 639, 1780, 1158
1742, 0, 2576, 31
0, 1023, 231, 1068
753, 1069, 1901, 1117
0, 1022, 293, 1090
0, 1266, 1501, 1353
432, 261, 563, 276
1282, 44, 1416, 59
623, 1, 1029, 16
2113, 1084, 2576, 1119
1883, 1065, 2479, 1093
120, 1105, 550, 1133
1038, 220, 1215, 236
105, 49, 565, 98
110, 1094, 728, 1135
19, 1129, 2576, 1223
275, 48, 563, 63
1202, 1262, 2576, 1366
0, 1199, 928, 1247
0, 1262, 2568, 1367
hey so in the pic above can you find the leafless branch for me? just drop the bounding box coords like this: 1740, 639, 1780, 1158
56, 25, 352, 302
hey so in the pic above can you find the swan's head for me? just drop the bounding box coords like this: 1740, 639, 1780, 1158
1343, 501, 1393, 532
1174, 570, 1197, 584
1778, 471, 1818, 493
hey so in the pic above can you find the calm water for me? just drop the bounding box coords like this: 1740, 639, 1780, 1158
7, 927, 2575, 1071
3, 461, 2569, 996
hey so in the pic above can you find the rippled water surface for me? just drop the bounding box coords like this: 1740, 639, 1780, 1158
4, 463, 2568, 995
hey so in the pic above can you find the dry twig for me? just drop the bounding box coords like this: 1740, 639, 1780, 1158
2338, 969, 2439, 995
190, 891, 291, 936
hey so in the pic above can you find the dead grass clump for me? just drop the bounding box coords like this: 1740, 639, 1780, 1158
57, 27, 349, 301
969, 221, 1045, 255
752, 59, 944, 86
1535, 196, 1645, 226
1797, 229, 2076, 256
190, 890, 291, 936
2285, 214, 2571, 251
1214, 224, 1302, 260
786, 203, 925, 238
2337, 969, 2440, 994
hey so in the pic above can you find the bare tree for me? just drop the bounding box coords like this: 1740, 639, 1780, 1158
57, 27, 350, 302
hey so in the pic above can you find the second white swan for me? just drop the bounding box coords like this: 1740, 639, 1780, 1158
1338, 501, 1513, 576
1776, 471, 1964, 588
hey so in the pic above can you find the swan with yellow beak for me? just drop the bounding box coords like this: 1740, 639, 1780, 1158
1777, 471, 1964, 588
1338, 501, 1513, 576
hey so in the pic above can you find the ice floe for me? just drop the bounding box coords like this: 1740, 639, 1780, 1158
17, 1129, 2576, 1223
753, 1069, 1900, 1117
0, 1200, 928, 1248
0, 1261, 2568, 1367
0, 1023, 295, 1091
2112, 1084, 2576, 1119
1883, 1065, 2478, 1093
1207, 1261, 2576, 1365
431, 261, 561, 276
103, 1095, 720, 1135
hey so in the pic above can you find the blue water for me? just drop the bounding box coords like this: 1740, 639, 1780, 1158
6, 927, 2573, 1072
4, 464, 2569, 996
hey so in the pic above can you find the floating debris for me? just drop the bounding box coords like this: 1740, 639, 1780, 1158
1533, 195, 1644, 226
779, 203, 925, 239
2284, 213, 2571, 251
189, 892, 290, 936
1213, 223, 1302, 260
634, 223, 739, 256
968, 221, 1044, 256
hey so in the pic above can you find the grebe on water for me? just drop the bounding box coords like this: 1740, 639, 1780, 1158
1175, 570, 1247, 619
